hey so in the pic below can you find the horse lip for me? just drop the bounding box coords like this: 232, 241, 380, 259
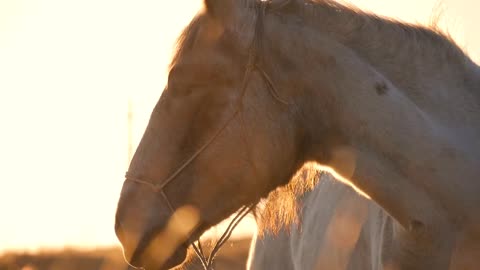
131, 243, 188, 270
156, 223, 209, 269
156, 247, 188, 270
134, 222, 208, 270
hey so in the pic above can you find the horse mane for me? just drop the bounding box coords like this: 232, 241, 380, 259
171, 0, 474, 87
256, 163, 324, 235
281, 0, 473, 73
169, 14, 204, 69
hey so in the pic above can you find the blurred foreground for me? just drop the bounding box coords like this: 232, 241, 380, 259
0, 238, 251, 270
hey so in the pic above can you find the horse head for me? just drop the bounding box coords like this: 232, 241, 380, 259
115, 1, 306, 269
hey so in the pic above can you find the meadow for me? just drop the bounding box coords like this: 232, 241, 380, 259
0, 238, 251, 270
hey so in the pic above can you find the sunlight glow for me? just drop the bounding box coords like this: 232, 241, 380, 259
0, 0, 478, 254
310, 163, 372, 200
0, 0, 202, 253
147, 205, 200, 266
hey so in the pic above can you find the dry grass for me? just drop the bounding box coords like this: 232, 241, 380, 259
0, 238, 251, 270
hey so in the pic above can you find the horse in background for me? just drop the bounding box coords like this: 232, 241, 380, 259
248, 172, 387, 270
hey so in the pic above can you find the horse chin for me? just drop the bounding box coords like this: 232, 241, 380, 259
140, 219, 218, 269
142, 245, 188, 270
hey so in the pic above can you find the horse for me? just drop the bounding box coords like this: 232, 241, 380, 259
248, 172, 389, 270
114, 0, 480, 269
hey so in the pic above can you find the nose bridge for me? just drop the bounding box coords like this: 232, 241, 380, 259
129, 100, 187, 179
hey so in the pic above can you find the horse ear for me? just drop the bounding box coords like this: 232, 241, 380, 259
204, 0, 236, 23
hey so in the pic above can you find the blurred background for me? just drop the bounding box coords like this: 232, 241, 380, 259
0, 0, 478, 269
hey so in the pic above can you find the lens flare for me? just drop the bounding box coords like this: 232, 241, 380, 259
146, 205, 200, 266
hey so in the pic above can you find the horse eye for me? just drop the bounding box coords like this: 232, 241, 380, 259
175, 87, 194, 96
169, 80, 205, 97
167, 66, 185, 84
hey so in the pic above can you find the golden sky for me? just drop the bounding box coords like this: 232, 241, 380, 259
0, 0, 478, 253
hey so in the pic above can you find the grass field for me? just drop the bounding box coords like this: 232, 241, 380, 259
0, 238, 252, 270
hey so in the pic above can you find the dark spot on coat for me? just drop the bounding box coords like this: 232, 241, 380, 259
409, 220, 426, 236
442, 147, 456, 160
375, 82, 388, 95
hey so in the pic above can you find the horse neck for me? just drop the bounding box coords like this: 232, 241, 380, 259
303, 3, 470, 86
281, 1, 480, 120
263, 4, 480, 228
263, 1, 480, 164
315, 2, 480, 137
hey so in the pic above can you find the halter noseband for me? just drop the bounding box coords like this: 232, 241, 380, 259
124, 1, 287, 269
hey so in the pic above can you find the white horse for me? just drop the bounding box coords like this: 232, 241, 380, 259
249, 169, 480, 269
248, 173, 390, 270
